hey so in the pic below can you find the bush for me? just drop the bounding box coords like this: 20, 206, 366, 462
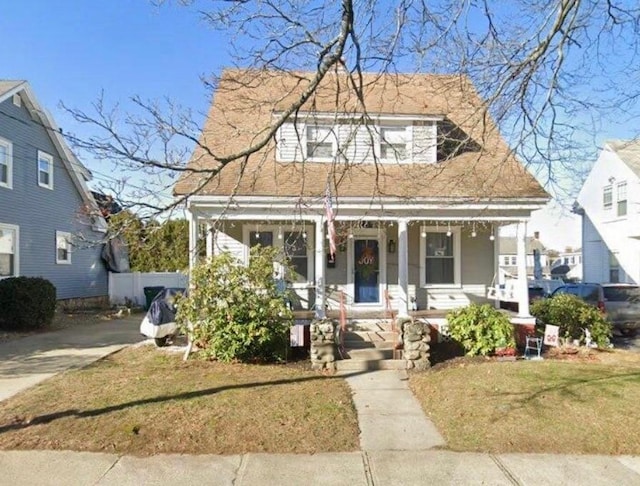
530, 294, 612, 347
0, 277, 57, 331
177, 246, 293, 363
446, 304, 516, 356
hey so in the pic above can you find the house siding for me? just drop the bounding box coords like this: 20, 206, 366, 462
276, 120, 436, 164
578, 143, 640, 284
0, 97, 107, 299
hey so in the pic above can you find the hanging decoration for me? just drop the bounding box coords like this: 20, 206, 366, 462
356, 243, 377, 279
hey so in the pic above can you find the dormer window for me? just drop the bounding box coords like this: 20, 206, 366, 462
380, 126, 408, 161
306, 125, 336, 160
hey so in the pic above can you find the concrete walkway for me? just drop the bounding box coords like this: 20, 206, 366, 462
344, 370, 446, 451
0, 315, 143, 401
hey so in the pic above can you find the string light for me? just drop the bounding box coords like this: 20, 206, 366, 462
421, 227, 427, 238
277, 225, 283, 239
446, 222, 452, 237
489, 225, 495, 241
471, 222, 477, 238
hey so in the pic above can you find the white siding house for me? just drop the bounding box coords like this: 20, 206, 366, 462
576, 140, 640, 284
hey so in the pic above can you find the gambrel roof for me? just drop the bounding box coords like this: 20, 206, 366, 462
175, 69, 548, 202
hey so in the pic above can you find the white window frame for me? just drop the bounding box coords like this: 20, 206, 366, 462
603, 185, 613, 211
12, 94, 21, 107
38, 150, 54, 189
0, 137, 12, 189
56, 231, 72, 264
617, 181, 627, 217
419, 226, 461, 288
305, 125, 337, 162
0, 223, 19, 278
242, 224, 314, 285
378, 125, 410, 162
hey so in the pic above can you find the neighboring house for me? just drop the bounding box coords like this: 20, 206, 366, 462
550, 248, 583, 281
497, 232, 548, 283
576, 140, 640, 284
0, 81, 108, 304
174, 69, 548, 323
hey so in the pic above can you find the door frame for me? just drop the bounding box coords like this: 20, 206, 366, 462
347, 228, 387, 307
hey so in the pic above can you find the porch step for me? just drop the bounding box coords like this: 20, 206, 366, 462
342, 340, 396, 350
346, 348, 396, 360
342, 330, 398, 343
345, 319, 396, 333
336, 358, 406, 372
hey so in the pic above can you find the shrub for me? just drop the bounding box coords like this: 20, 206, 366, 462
0, 277, 57, 331
446, 304, 516, 356
530, 294, 612, 347
177, 246, 293, 363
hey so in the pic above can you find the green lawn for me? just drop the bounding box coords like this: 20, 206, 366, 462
411, 350, 640, 455
0, 346, 359, 455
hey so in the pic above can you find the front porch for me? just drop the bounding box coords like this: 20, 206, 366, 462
186, 196, 538, 321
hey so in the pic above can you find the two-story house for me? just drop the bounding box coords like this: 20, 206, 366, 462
0, 81, 108, 306
174, 69, 548, 325
576, 140, 640, 284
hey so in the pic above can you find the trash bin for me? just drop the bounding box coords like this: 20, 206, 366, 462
143, 286, 165, 310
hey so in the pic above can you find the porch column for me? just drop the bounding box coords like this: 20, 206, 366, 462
187, 209, 198, 274
516, 220, 531, 317
397, 218, 410, 317
205, 222, 214, 259
493, 225, 500, 309
314, 216, 326, 318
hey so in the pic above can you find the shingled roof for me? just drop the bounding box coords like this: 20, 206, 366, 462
607, 139, 640, 179
174, 69, 547, 201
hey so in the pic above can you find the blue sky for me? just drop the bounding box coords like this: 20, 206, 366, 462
3, 0, 627, 249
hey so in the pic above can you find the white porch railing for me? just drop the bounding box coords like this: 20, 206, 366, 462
108, 272, 189, 306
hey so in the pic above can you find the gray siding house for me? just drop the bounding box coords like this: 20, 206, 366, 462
0, 81, 108, 303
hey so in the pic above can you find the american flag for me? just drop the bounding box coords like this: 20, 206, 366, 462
325, 183, 337, 258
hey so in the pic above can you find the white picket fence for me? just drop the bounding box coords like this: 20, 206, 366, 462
108, 272, 189, 306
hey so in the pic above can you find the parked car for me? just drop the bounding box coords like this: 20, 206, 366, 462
550, 283, 606, 312
602, 284, 640, 336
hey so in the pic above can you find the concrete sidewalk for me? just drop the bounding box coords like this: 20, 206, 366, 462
0, 315, 143, 401
0, 449, 639, 485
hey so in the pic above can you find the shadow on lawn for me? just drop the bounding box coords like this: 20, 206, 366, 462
0, 370, 367, 435
492, 369, 640, 412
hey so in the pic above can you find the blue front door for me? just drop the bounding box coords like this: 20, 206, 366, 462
354, 239, 380, 303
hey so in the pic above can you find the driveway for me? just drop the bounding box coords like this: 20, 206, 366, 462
0, 315, 143, 402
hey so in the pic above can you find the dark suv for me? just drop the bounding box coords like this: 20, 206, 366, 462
550, 283, 606, 312
602, 284, 640, 336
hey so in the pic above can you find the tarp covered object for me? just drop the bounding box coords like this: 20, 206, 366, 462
140, 287, 186, 339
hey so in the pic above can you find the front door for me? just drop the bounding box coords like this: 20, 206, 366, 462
354, 239, 380, 303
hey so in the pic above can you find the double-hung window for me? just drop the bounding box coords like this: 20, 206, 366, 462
306, 125, 336, 160
379, 126, 408, 161
617, 181, 627, 217
38, 150, 54, 189
56, 231, 72, 264
420, 227, 460, 286
603, 185, 612, 211
0, 224, 19, 277
284, 231, 308, 280
0, 137, 12, 189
